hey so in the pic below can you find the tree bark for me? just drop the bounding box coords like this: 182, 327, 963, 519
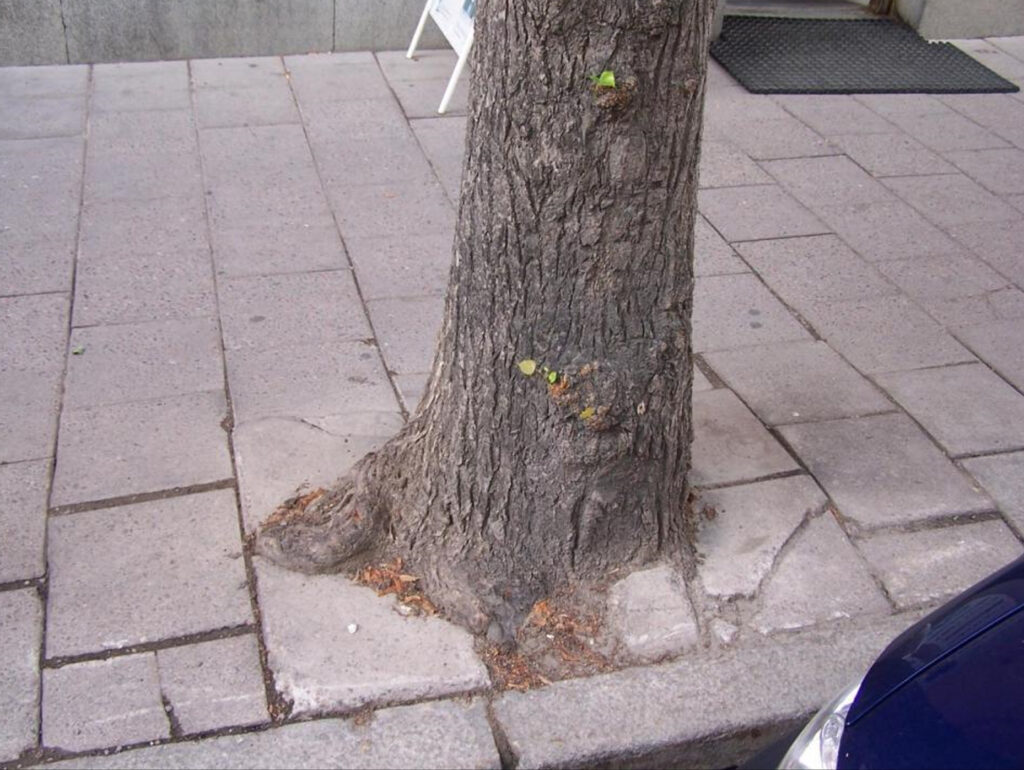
256, 0, 716, 640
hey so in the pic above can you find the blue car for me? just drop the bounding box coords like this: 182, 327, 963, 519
747, 553, 1024, 769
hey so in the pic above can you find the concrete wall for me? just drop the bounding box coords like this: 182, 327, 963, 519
0, 0, 446, 65
897, 0, 1024, 39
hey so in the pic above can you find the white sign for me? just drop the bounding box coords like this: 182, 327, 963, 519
407, 0, 477, 113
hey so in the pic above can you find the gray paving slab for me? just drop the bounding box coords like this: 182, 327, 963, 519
366, 296, 443, 375
0, 293, 70, 372
948, 218, 1024, 286
218, 270, 371, 351
752, 515, 890, 634
874, 252, 1009, 306
209, 220, 348, 278
42, 654, 168, 752
704, 340, 892, 426
409, 116, 466, 202
298, 94, 412, 141
816, 199, 962, 262
91, 61, 191, 113
774, 94, 896, 136
697, 140, 772, 189
858, 520, 1023, 610
0, 589, 42, 762
692, 364, 714, 393
76, 196, 208, 263
87, 109, 196, 156
330, 181, 455, 240
696, 475, 827, 599
1007, 193, 1024, 213
779, 413, 993, 529
84, 151, 203, 204
954, 319, 1024, 392
0, 368, 63, 463
346, 234, 453, 300
944, 148, 1024, 196
698, 185, 829, 243
802, 294, 976, 374
226, 341, 398, 423
389, 75, 470, 119
762, 155, 892, 209
853, 93, 951, 119
156, 635, 268, 734
0, 459, 50, 583
0, 96, 86, 140
736, 234, 897, 315
829, 132, 958, 177
51, 391, 233, 506
883, 174, 1021, 227
0, 64, 87, 97
309, 130, 438, 187
254, 558, 490, 716
880, 110, 1011, 153
693, 216, 749, 277
394, 372, 430, 414
493, 614, 915, 770
606, 565, 699, 663
376, 49, 461, 82
690, 389, 800, 487
913, 287, 1024, 328
46, 490, 250, 657
191, 56, 288, 88
39, 699, 500, 769
938, 92, 1024, 149
64, 318, 223, 409
234, 413, 401, 532
195, 84, 300, 128
692, 274, 811, 353
962, 451, 1024, 535
875, 364, 1024, 457
284, 52, 392, 104
704, 92, 836, 160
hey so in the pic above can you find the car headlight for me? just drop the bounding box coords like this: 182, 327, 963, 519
779, 676, 864, 770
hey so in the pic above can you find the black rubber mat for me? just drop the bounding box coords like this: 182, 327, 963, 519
711, 16, 1020, 94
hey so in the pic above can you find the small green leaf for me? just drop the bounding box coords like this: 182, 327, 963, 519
71, 346, 85, 356
547, 371, 558, 384
580, 406, 595, 419
518, 359, 537, 376
590, 70, 616, 88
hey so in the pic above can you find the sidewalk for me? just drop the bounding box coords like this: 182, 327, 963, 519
2, 38, 1024, 769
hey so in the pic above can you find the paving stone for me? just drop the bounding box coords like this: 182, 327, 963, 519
698, 185, 829, 243
0, 293, 69, 371
310, 131, 437, 188
91, 61, 190, 113
77, 196, 207, 261
195, 85, 300, 128
346, 234, 453, 300
690, 389, 799, 487
218, 270, 371, 351
210, 220, 348, 278
234, 413, 402, 532
606, 565, 698, 663
52, 392, 232, 506
156, 635, 268, 734
802, 294, 975, 374
1007, 193, 1024, 214
883, 174, 1021, 227
0, 589, 42, 762
853, 93, 951, 119
938, 92, 1024, 149
693, 274, 811, 353
697, 476, 827, 599
829, 132, 957, 177
950, 319, 1024, 391
226, 341, 397, 423
692, 364, 714, 392
366, 296, 444, 374
254, 558, 490, 716
962, 451, 1024, 535
705, 96, 836, 160
191, 56, 289, 88
874, 252, 1008, 305
875, 364, 1024, 456
704, 341, 892, 426
40, 699, 499, 769
330, 181, 455, 240
858, 520, 1023, 610
881, 110, 1010, 153
46, 490, 250, 657
42, 654, 168, 752
87, 110, 197, 157
921, 287, 1024, 328
752, 515, 890, 634
774, 94, 895, 136
85, 151, 203, 204
0, 96, 86, 140
0, 459, 50, 583
693, 216, 749, 277
698, 140, 772, 189
0, 368, 62, 463
389, 75, 470, 119
376, 49, 461, 82
762, 155, 891, 210
285, 52, 392, 104
409, 116, 466, 202
65, 318, 223, 409
944, 148, 1024, 196
779, 413, 993, 529
0, 65, 88, 98
816, 199, 962, 262
492, 613, 916, 770
736, 234, 897, 315
948, 218, 1024, 286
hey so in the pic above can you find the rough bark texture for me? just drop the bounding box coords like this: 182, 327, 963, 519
257, 0, 716, 640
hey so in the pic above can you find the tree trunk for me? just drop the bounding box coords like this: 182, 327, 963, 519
256, 0, 716, 640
